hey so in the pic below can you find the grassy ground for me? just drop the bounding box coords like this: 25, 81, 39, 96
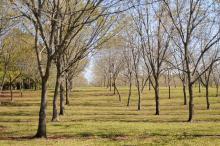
0, 86, 220, 146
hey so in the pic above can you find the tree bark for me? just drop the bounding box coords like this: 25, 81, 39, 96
155, 80, 160, 115
10, 82, 13, 101
34, 80, 37, 91
198, 79, 201, 93
35, 78, 47, 138
127, 77, 132, 106
216, 84, 219, 97
141, 77, 148, 93
52, 73, 60, 122
183, 83, 187, 105
20, 81, 23, 97
168, 85, 171, 99
188, 83, 194, 122
168, 70, 171, 99
114, 83, 121, 102
205, 84, 210, 110
65, 77, 70, 105
136, 76, 141, 110
109, 75, 112, 91
60, 79, 65, 115
113, 81, 116, 95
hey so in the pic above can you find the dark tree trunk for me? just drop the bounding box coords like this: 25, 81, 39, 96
127, 78, 132, 106
183, 83, 187, 105
20, 81, 23, 97
52, 74, 60, 122
198, 80, 201, 93
216, 84, 219, 97
188, 83, 194, 122
168, 85, 171, 99
65, 77, 70, 105
113, 81, 116, 95
106, 78, 109, 88
205, 84, 210, 110
109, 75, 112, 91
28, 78, 31, 89
155, 80, 160, 115
34, 81, 37, 90
59, 80, 65, 115
148, 78, 151, 91
10, 82, 13, 101
141, 77, 148, 93
114, 83, 121, 102
136, 78, 141, 111
35, 78, 47, 138
168, 70, 171, 99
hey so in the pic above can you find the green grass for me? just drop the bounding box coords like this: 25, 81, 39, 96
0, 86, 220, 145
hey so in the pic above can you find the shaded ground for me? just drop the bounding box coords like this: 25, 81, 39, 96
0, 86, 220, 145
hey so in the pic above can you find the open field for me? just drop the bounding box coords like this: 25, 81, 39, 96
0, 87, 220, 146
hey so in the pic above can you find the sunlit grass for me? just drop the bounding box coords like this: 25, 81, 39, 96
0, 86, 220, 145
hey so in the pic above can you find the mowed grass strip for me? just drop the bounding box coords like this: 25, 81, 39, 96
0, 86, 220, 146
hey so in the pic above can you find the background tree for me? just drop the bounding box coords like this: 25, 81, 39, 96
13, 0, 130, 137
162, 0, 220, 121
131, 1, 172, 114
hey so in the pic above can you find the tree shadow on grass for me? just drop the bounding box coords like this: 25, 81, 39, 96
1, 133, 220, 142
0, 136, 34, 141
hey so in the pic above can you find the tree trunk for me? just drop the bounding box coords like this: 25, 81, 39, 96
109, 75, 112, 91
148, 78, 151, 91
103, 75, 106, 87
168, 85, 171, 99
52, 73, 60, 122
188, 83, 194, 122
127, 78, 132, 106
155, 81, 160, 115
60, 80, 65, 115
114, 83, 121, 102
136, 78, 141, 111
113, 81, 116, 95
35, 78, 47, 138
216, 84, 219, 97
205, 84, 210, 110
141, 77, 148, 93
168, 70, 171, 99
10, 82, 13, 101
20, 81, 23, 97
34, 80, 37, 90
198, 80, 201, 93
65, 77, 70, 105
183, 83, 187, 105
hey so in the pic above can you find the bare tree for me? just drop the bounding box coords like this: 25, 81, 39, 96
198, 48, 219, 109
212, 64, 220, 97
122, 22, 142, 110
122, 47, 133, 106
13, 0, 128, 138
163, 0, 220, 122
132, 2, 172, 114
171, 45, 187, 105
